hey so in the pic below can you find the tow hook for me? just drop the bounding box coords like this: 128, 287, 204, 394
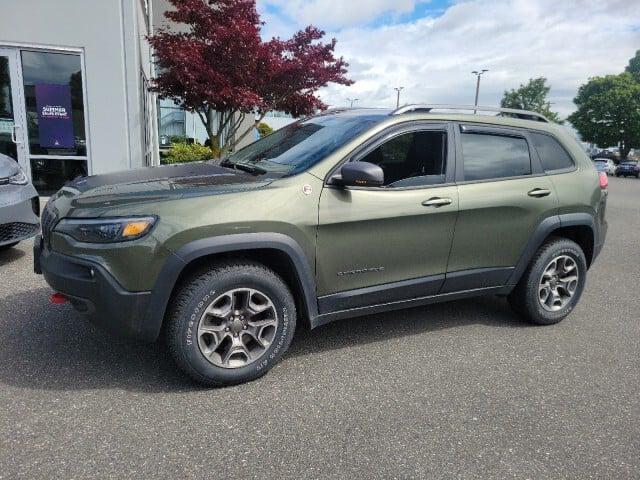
50, 293, 68, 305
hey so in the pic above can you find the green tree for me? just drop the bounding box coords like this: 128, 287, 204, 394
626, 49, 640, 80
568, 73, 640, 159
257, 122, 274, 138
500, 77, 562, 123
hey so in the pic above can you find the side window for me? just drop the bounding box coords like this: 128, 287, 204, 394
461, 132, 531, 181
530, 132, 575, 172
360, 131, 447, 187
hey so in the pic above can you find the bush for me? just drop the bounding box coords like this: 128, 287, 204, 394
169, 135, 188, 144
163, 142, 215, 164
258, 122, 274, 138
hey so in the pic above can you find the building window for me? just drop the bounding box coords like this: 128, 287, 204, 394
21, 50, 88, 194
157, 99, 186, 146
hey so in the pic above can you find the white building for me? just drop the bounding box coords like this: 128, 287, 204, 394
1, 0, 159, 194
1, 1, 284, 195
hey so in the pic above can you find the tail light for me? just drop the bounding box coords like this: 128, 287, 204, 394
598, 172, 608, 189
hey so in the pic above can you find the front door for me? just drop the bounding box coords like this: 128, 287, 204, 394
316, 124, 458, 311
0, 48, 29, 173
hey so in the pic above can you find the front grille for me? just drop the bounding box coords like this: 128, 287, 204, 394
40, 200, 59, 243
0, 222, 39, 243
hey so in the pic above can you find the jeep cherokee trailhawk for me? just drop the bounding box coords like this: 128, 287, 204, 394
35, 105, 608, 386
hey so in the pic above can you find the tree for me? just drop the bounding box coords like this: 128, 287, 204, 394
500, 77, 562, 123
568, 73, 640, 160
626, 49, 640, 81
148, 0, 352, 156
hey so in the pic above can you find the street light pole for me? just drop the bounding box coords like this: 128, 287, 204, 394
394, 87, 405, 108
471, 69, 488, 113
347, 98, 359, 108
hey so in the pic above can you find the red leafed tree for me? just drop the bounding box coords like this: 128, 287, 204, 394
149, 0, 353, 155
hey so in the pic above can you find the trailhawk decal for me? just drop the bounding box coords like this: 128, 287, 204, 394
337, 266, 385, 276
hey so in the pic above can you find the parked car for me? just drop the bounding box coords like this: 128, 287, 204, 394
594, 158, 616, 175
615, 161, 639, 178
35, 105, 608, 386
0, 154, 40, 251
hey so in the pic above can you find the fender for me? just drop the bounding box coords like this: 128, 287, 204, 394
142, 233, 319, 340
505, 213, 596, 288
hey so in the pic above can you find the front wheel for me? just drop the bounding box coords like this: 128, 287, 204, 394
508, 238, 587, 325
166, 261, 297, 387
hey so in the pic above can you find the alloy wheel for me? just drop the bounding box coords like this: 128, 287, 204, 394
197, 288, 278, 369
538, 255, 579, 312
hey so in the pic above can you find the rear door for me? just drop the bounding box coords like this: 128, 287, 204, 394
443, 123, 558, 293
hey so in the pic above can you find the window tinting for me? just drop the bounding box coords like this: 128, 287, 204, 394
461, 133, 531, 181
360, 131, 447, 187
530, 132, 574, 171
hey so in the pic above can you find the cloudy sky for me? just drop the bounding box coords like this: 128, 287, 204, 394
256, 0, 640, 119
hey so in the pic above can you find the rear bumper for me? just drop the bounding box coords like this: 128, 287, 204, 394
34, 235, 157, 342
592, 193, 608, 264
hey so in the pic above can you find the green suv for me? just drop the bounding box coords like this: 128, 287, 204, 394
35, 105, 608, 386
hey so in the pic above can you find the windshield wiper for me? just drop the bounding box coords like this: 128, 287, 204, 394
220, 159, 267, 175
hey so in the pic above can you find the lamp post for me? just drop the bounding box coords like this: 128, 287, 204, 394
471, 69, 488, 113
394, 87, 405, 108
347, 98, 359, 108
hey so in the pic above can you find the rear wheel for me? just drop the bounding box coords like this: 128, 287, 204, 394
508, 238, 587, 325
166, 261, 297, 386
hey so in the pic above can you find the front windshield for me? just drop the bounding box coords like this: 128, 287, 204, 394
224, 114, 385, 176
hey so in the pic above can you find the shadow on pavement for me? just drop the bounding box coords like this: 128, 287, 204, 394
0, 287, 529, 393
0, 245, 26, 266
288, 295, 529, 357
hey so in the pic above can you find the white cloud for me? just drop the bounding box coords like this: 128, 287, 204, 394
259, 0, 640, 118
260, 0, 432, 30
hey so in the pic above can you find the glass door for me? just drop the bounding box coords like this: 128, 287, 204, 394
0, 48, 29, 173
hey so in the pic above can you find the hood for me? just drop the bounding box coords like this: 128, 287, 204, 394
0, 153, 20, 179
57, 161, 273, 210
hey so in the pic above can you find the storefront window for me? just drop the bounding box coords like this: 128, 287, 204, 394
21, 51, 86, 156
30, 158, 87, 195
158, 99, 186, 146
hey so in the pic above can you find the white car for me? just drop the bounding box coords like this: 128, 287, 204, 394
0, 153, 40, 251
594, 158, 616, 175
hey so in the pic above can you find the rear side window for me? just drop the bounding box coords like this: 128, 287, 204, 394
461, 133, 531, 181
530, 132, 574, 172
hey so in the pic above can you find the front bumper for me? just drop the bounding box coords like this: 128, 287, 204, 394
0, 185, 40, 246
34, 235, 157, 342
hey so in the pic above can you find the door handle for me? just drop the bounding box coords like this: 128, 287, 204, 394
11, 125, 22, 144
422, 197, 453, 207
528, 188, 551, 198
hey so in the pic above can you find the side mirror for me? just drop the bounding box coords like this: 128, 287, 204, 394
335, 161, 384, 188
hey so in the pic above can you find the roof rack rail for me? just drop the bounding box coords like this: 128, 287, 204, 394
391, 104, 551, 123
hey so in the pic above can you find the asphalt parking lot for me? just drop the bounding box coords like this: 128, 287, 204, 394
0, 177, 638, 479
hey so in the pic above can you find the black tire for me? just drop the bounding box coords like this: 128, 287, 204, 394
508, 238, 587, 325
0, 242, 19, 251
166, 261, 297, 387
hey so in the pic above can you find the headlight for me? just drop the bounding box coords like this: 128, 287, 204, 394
8, 169, 28, 185
54, 216, 157, 243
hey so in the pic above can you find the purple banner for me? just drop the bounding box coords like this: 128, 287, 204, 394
35, 84, 74, 149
